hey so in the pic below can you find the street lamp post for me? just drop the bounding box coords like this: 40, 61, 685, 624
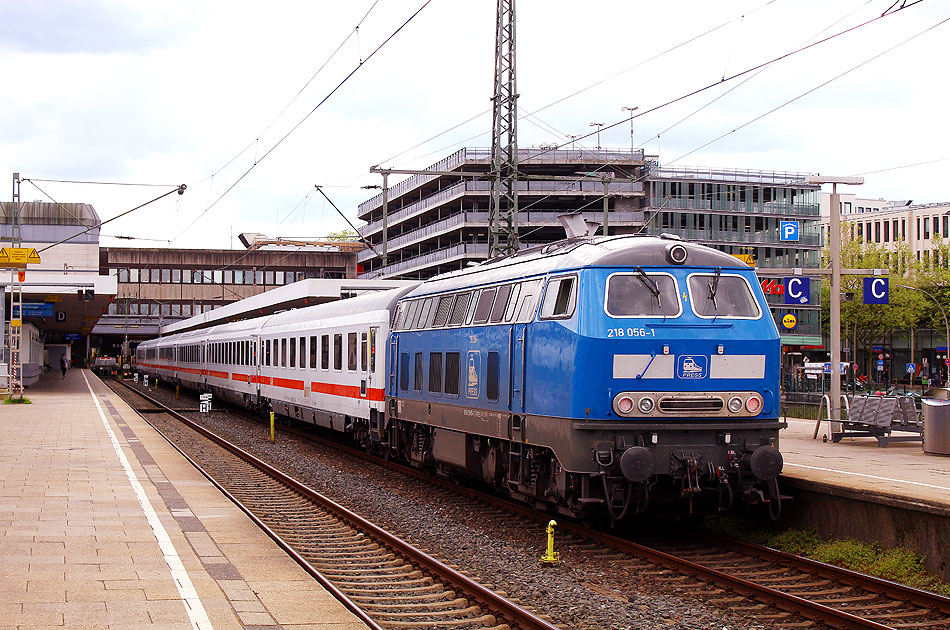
898, 284, 949, 387
805, 175, 864, 427
589, 122, 604, 150
566, 134, 579, 150
621, 106, 638, 155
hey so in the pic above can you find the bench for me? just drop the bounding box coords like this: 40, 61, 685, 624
832, 395, 923, 447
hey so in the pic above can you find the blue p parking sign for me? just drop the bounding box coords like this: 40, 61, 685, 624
780, 221, 799, 241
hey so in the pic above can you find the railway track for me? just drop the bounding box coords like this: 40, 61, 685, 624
107, 378, 560, 630
111, 377, 950, 629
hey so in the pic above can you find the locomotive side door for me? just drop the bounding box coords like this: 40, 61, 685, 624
510, 323, 527, 413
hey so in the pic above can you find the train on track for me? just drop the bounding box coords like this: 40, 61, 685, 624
137, 233, 784, 520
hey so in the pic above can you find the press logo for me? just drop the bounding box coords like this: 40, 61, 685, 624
677, 355, 707, 379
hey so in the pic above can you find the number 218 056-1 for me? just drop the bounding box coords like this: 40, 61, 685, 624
607, 327, 654, 338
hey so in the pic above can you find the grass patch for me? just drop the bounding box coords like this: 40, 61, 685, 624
3, 396, 32, 404
710, 520, 950, 597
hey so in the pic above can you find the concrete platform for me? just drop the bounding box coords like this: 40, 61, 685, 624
0, 368, 369, 630
781, 417, 950, 508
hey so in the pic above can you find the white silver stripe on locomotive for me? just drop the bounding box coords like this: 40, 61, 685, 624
612, 354, 766, 379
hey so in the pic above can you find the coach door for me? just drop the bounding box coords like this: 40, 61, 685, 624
251, 334, 261, 401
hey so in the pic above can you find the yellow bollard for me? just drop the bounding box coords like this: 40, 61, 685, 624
540, 519, 560, 566
270, 411, 275, 444
176, 384, 180, 400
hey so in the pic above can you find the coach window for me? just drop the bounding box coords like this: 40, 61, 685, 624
289, 338, 296, 368
370, 327, 377, 373
399, 353, 410, 391
280, 338, 287, 367
334, 334, 343, 371
299, 337, 306, 368
414, 353, 423, 391
473, 288, 495, 324
321, 334, 330, 370
360, 332, 368, 371
433, 295, 455, 327
429, 352, 443, 394
309, 336, 317, 369
348, 333, 358, 371
540, 275, 577, 319
265, 339, 271, 366
489, 284, 512, 323
445, 352, 460, 396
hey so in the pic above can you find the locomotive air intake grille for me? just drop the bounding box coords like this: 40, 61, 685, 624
658, 396, 724, 413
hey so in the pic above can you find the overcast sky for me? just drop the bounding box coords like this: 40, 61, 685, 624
1, 0, 947, 250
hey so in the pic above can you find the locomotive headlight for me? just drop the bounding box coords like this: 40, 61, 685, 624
727, 396, 743, 413
615, 394, 635, 415
746, 395, 763, 414
638, 396, 655, 413
666, 243, 688, 265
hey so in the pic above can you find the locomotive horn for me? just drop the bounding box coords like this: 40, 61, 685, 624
748, 445, 783, 481
619, 446, 654, 483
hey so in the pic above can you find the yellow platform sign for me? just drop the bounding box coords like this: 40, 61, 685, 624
0, 247, 41, 268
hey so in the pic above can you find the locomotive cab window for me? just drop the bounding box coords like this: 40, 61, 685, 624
605, 272, 681, 318
540, 275, 577, 319
687, 272, 762, 319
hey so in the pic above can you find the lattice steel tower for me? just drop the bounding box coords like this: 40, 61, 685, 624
489, 0, 519, 257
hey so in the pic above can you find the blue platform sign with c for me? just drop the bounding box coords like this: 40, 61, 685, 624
784, 277, 810, 305
780, 221, 800, 241
863, 277, 889, 304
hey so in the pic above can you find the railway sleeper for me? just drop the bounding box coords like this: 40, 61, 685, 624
809, 594, 884, 605
380, 613, 498, 628
332, 574, 429, 587
358, 599, 472, 614
317, 564, 416, 577
313, 561, 409, 573
343, 583, 445, 596
368, 604, 483, 619
349, 590, 459, 604
305, 546, 390, 556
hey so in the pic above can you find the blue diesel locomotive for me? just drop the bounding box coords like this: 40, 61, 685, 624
137, 233, 784, 520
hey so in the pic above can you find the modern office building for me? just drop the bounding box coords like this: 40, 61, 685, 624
357, 148, 823, 345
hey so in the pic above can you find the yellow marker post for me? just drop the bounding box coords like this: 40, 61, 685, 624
540, 519, 560, 566
270, 411, 275, 443
176, 384, 180, 400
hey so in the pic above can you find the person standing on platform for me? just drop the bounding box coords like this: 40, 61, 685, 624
60, 353, 69, 379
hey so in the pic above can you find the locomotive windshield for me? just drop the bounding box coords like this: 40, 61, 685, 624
605, 272, 681, 317
688, 273, 761, 318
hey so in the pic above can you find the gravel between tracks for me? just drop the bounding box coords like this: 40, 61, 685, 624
135, 383, 777, 630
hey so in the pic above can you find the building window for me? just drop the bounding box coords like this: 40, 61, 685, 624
265, 270, 275, 285
884, 221, 889, 242
874, 222, 880, 243
118, 268, 129, 283
151, 268, 160, 283
223, 270, 233, 284
234, 270, 244, 284
925, 217, 930, 240
129, 268, 139, 282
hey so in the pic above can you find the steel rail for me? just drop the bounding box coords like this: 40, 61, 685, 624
112, 378, 562, 630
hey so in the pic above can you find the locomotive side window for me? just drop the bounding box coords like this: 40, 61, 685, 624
429, 352, 443, 393
399, 353, 409, 391
514, 279, 543, 323
687, 273, 762, 319
333, 334, 343, 370
605, 272, 681, 317
540, 275, 577, 319
321, 334, 329, 370
466, 290, 480, 323
403, 301, 419, 331
433, 295, 454, 327
487, 352, 500, 401
448, 292, 472, 326
503, 284, 522, 322
416, 298, 433, 329
310, 336, 317, 370
489, 285, 512, 323
445, 352, 460, 396
413, 353, 423, 391
348, 333, 358, 371
473, 288, 496, 324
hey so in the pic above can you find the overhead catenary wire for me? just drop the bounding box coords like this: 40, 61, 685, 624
171, 0, 434, 244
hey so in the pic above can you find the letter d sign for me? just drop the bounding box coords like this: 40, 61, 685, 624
863, 277, 889, 304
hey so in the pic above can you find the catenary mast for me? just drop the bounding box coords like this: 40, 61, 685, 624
489, 0, 519, 257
